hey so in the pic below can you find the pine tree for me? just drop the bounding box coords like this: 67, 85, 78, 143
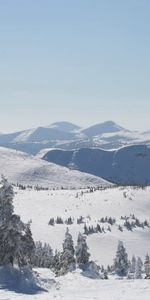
60, 228, 75, 274
75, 233, 90, 266
144, 254, 150, 278
114, 241, 129, 277
52, 250, 61, 274
42, 243, 53, 268
0, 176, 14, 224
0, 177, 35, 267
135, 257, 143, 279
130, 255, 136, 274
62, 228, 75, 256
19, 222, 35, 267
32, 241, 53, 268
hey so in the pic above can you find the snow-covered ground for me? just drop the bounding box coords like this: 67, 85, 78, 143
0, 185, 150, 299
0, 268, 150, 300
14, 186, 150, 265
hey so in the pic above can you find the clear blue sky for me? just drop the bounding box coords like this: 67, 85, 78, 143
0, 0, 150, 132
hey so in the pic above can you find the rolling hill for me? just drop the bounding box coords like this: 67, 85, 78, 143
42, 145, 150, 185
0, 147, 110, 188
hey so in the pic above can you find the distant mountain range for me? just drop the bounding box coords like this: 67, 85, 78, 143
0, 121, 150, 186
0, 121, 150, 155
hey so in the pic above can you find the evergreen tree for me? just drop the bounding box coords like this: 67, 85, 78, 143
19, 222, 35, 267
0, 177, 35, 267
114, 241, 129, 277
63, 228, 75, 256
130, 255, 136, 274
0, 176, 14, 224
52, 250, 61, 275
59, 228, 75, 274
144, 254, 150, 278
135, 257, 143, 279
75, 233, 90, 266
32, 241, 53, 268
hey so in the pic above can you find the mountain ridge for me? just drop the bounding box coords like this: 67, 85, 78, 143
42, 145, 150, 185
0, 147, 111, 188
0, 121, 149, 155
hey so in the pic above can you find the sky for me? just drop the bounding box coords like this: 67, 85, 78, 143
0, 0, 150, 133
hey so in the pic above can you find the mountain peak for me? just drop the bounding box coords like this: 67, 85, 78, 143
48, 121, 81, 132
82, 121, 128, 137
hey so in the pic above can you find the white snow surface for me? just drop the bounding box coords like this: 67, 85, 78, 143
0, 147, 110, 188
0, 268, 150, 300
1, 185, 150, 299
14, 186, 150, 265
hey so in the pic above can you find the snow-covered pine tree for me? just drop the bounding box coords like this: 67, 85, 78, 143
57, 228, 75, 275
144, 254, 150, 278
19, 221, 35, 267
75, 233, 90, 266
62, 228, 75, 257
32, 241, 53, 268
32, 241, 43, 267
0, 175, 14, 224
135, 257, 143, 279
130, 255, 136, 274
52, 250, 62, 276
0, 176, 35, 267
114, 241, 129, 277
42, 243, 53, 268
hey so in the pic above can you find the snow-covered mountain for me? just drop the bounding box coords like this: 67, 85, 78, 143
0, 121, 149, 155
48, 121, 81, 132
42, 145, 150, 185
81, 120, 128, 137
0, 147, 110, 188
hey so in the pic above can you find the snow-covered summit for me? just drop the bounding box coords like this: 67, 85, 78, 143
48, 121, 81, 132
81, 121, 128, 138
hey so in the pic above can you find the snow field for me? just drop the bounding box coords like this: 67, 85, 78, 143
14, 186, 150, 265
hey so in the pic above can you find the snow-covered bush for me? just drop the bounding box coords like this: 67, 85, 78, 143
81, 261, 101, 279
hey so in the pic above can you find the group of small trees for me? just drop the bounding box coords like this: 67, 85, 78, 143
32, 241, 53, 268
52, 229, 91, 276
121, 215, 150, 231
49, 216, 74, 226
84, 223, 110, 235
112, 241, 150, 279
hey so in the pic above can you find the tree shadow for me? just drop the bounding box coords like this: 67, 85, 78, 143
0, 266, 51, 295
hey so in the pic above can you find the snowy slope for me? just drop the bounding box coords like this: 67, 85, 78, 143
0, 147, 110, 188
1, 185, 150, 299
43, 145, 150, 185
0, 267, 150, 300
14, 186, 150, 266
